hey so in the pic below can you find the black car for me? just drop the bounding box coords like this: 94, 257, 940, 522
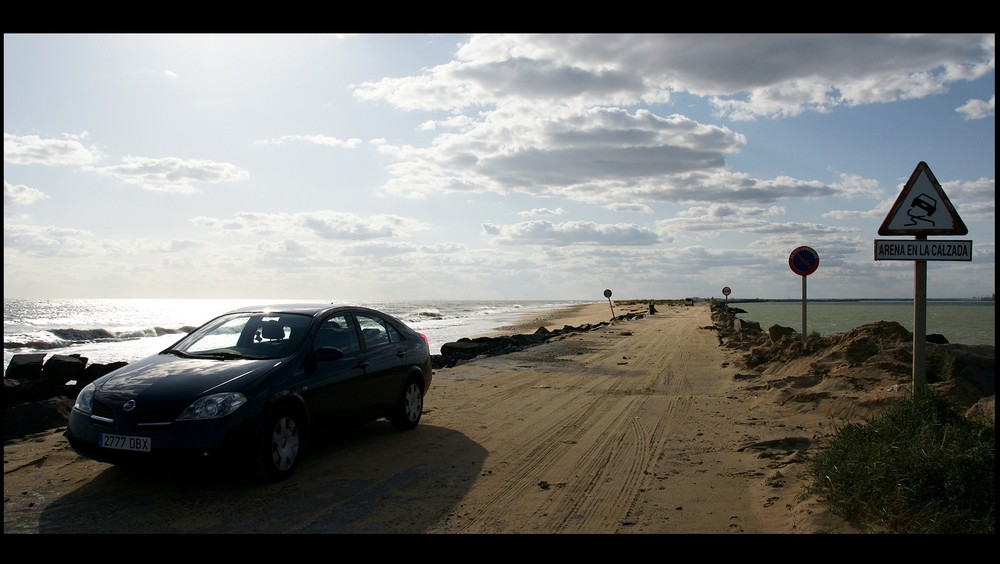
66, 303, 433, 481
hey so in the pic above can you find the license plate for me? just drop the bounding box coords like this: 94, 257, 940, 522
98, 433, 152, 452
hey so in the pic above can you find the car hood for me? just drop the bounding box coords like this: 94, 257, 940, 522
94, 353, 286, 399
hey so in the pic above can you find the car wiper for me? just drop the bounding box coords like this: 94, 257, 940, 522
163, 349, 194, 358
198, 351, 247, 360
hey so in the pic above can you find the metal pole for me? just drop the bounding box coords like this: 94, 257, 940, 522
801, 274, 807, 348
913, 236, 928, 394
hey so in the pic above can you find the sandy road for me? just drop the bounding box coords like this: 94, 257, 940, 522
421, 304, 753, 533
5, 304, 846, 534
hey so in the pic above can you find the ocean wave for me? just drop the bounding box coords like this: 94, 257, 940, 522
409, 308, 443, 319
4, 339, 69, 351
49, 326, 192, 340
48, 328, 117, 341
6, 325, 194, 350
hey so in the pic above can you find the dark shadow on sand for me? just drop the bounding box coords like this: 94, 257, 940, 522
37, 422, 486, 533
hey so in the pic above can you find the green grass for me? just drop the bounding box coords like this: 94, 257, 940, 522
925, 347, 958, 381
807, 387, 995, 533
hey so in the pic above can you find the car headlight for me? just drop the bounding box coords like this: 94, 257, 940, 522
177, 392, 248, 421
74, 383, 96, 414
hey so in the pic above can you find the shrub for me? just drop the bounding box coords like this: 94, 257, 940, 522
925, 346, 958, 382
807, 387, 994, 534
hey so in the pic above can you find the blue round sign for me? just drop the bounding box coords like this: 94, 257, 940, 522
789, 246, 819, 276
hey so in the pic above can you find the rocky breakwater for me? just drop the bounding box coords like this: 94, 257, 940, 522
710, 302, 995, 426
3, 353, 125, 441
431, 311, 655, 368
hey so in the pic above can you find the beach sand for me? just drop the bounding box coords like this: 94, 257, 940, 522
7, 300, 967, 534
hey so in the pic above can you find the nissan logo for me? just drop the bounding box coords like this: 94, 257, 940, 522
123, 400, 137, 412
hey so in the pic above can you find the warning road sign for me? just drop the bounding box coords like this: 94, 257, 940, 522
878, 162, 968, 236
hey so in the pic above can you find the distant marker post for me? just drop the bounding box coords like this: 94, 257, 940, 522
604, 289, 615, 319
788, 246, 819, 348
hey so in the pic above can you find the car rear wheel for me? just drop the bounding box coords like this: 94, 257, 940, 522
253, 406, 302, 481
388, 377, 423, 431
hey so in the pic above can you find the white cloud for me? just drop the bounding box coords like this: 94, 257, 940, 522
377, 107, 753, 203
829, 173, 884, 199
88, 156, 250, 193
944, 177, 996, 201
356, 33, 993, 207
355, 34, 993, 120
255, 134, 364, 148
4, 132, 102, 166
656, 204, 854, 241
4, 180, 48, 206
191, 211, 430, 241
607, 203, 653, 214
481, 220, 660, 246
3, 222, 95, 257
956, 94, 995, 119
517, 207, 565, 217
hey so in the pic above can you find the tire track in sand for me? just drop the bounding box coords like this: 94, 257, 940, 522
441, 309, 706, 533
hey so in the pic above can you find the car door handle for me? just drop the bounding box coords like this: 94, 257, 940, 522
356, 361, 370, 369
396, 351, 405, 358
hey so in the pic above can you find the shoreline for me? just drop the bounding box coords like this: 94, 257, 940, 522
480, 302, 612, 337
481, 300, 695, 337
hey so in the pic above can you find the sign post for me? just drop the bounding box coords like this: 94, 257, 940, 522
876, 162, 969, 395
722, 286, 731, 302
788, 246, 819, 348
604, 289, 615, 319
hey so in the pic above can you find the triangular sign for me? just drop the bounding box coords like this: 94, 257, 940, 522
878, 162, 968, 236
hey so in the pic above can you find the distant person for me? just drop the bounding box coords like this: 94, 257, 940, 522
648, 301, 657, 314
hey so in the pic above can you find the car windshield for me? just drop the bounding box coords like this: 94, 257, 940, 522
166, 312, 312, 360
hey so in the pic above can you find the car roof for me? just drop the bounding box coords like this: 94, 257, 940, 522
223, 303, 353, 316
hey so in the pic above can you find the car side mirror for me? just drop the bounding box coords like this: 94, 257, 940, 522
303, 346, 344, 372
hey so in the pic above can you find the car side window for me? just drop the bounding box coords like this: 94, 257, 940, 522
314, 314, 360, 354
356, 314, 392, 348
385, 323, 402, 343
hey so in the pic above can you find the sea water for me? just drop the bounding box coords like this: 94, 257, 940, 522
3, 298, 594, 372
728, 299, 994, 346
5, 298, 993, 374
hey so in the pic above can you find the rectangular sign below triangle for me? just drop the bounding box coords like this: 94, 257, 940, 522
878, 162, 968, 236
874, 239, 972, 261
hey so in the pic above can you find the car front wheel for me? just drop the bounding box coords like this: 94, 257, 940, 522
253, 406, 302, 481
388, 378, 423, 431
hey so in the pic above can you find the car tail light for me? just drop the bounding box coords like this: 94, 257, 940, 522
418, 332, 430, 352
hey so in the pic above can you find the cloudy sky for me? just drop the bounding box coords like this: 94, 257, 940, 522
3, 34, 995, 301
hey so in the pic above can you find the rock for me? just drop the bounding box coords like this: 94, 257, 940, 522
439, 339, 495, 360
42, 354, 87, 388
4, 377, 57, 409
4, 353, 47, 380
432, 321, 605, 369
965, 395, 995, 427
3, 396, 74, 441
3, 357, 133, 438
767, 325, 796, 344
736, 318, 763, 334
